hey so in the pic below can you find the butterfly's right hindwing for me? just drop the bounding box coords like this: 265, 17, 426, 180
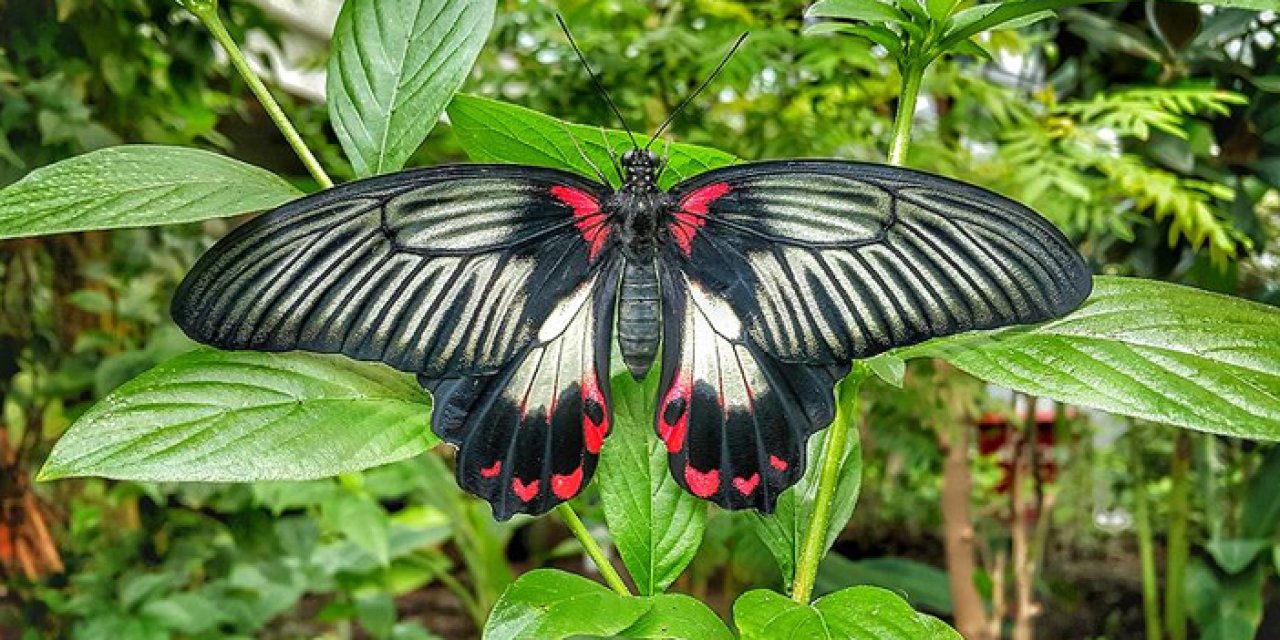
172, 165, 613, 378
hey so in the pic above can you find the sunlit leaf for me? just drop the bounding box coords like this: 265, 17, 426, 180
733, 587, 960, 639
901, 277, 1280, 441
0, 146, 300, 239
448, 94, 738, 189
328, 0, 496, 176
483, 569, 649, 640
40, 349, 436, 481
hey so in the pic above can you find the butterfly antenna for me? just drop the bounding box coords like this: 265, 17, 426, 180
646, 32, 748, 150
557, 14, 639, 149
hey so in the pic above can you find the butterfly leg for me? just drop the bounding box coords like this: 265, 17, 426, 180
599, 127, 624, 183
561, 121, 610, 185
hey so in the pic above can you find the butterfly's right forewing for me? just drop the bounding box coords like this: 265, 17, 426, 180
172, 165, 613, 379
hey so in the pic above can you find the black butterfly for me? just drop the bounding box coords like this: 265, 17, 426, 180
171, 28, 1091, 520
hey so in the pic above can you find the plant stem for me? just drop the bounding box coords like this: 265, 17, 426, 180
1129, 425, 1163, 640
1165, 431, 1191, 640
185, 1, 334, 189
792, 375, 861, 604
887, 63, 925, 166
555, 503, 631, 596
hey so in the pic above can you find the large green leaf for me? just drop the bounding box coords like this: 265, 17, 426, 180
0, 145, 300, 239
39, 349, 436, 482
902, 277, 1280, 441
733, 587, 960, 640
597, 372, 707, 596
447, 94, 738, 189
328, 0, 495, 176
483, 569, 650, 640
747, 379, 864, 588
815, 554, 954, 614
618, 593, 734, 640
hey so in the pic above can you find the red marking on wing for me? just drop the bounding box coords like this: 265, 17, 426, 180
658, 374, 691, 453
769, 455, 789, 472
733, 473, 760, 496
512, 478, 540, 502
480, 460, 502, 478
684, 464, 721, 498
551, 465, 585, 499
551, 185, 608, 261
581, 373, 609, 454
672, 182, 731, 256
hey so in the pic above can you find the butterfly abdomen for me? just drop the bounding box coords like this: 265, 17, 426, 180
618, 258, 661, 380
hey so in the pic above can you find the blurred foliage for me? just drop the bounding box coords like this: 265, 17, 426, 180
0, 0, 1278, 638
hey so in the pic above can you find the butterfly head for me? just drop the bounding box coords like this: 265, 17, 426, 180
620, 149, 661, 190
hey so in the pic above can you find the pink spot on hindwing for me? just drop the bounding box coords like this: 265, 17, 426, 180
658, 373, 691, 453
512, 478, 539, 502
480, 460, 502, 478
581, 372, 609, 454
769, 455, 789, 472
733, 473, 760, 496
551, 466, 584, 499
684, 464, 721, 498
672, 182, 731, 256
551, 185, 608, 261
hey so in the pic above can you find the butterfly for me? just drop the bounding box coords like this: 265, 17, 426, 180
171, 26, 1092, 521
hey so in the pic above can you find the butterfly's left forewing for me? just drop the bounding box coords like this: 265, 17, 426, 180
422, 257, 621, 519
656, 160, 1092, 509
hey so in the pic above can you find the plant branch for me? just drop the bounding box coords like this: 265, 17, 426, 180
555, 503, 632, 596
184, 0, 334, 189
792, 375, 862, 604
887, 62, 925, 166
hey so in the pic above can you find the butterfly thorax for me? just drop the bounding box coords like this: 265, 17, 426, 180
610, 149, 671, 260
611, 149, 670, 379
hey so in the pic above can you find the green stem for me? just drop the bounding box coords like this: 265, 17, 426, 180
185, 0, 334, 189
1165, 431, 1191, 640
1130, 426, 1162, 640
792, 375, 861, 604
555, 503, 632, 596
887, 63, 925, 166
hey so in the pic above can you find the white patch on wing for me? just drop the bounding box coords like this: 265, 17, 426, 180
538, 275, 597, 342
687, 279, 742, 339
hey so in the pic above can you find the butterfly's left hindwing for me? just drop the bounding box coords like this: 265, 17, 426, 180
655, 260, 848, 511
421, 258, 621, 519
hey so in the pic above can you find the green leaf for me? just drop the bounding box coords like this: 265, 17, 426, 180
815, 554, 953, 614
925, 0, 959, 21
806, 0, 911, 25
447, 94, 739, 190
805, 23, 905, 59
901, 277, 1280, 441
747, 380, 863, 588
1206, 539, 1270, 575
1187, 558, 1265, 640
0, 145, 301, 240
328, 0, 496, 176
1241, 447, 1280, 539
324, 492, 392, 567
482, 569, 650, 640
39, 349, 436, 482
618, 593, 734, 640
733, 587, 960, 639
598, 372, 707, 596
940, 1, 1119, 58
